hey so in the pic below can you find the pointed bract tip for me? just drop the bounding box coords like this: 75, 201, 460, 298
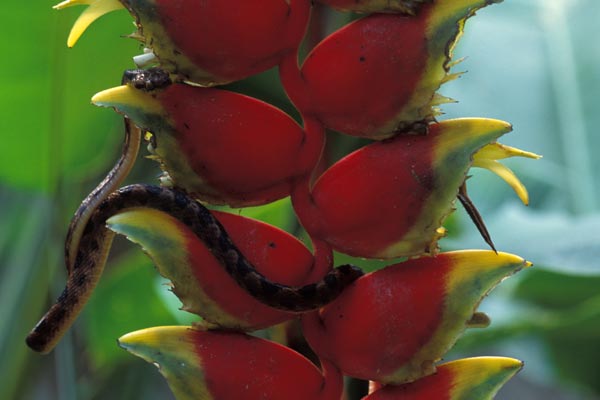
92, 84, 164, 118
432, 118, 513, 169
92, 85, 135, 106
447, 356, 523, 373
443, 250, 528, 293
59, 0, 124, 47
446, 356, 523, 399
447, 250, 527, 268
438, 118, 512, 139
118, 326, 194, 352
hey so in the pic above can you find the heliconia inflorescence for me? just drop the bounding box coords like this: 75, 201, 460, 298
28, 0, 542, 398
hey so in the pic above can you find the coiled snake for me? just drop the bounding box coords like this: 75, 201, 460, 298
26, 184, 364, 353
28, 68, 363, 354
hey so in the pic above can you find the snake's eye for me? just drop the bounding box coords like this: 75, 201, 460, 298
297, 0, 496, 139
93, 83, 322, 207
119, 327, 344, 400
303, 251, 530, 384
107, 208, 316, 330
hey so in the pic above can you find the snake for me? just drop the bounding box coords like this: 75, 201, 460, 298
64, 68, 172, 274
26, 184, 364, 354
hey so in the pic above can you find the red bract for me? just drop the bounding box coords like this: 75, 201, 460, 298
57, 0, 311, 85
119, 326, 343, 400
93, 82, 323, 207
107, 208, 317, 330
298, 0, 499, 139
130, 0, 311, 85
293, 118, 511, 258
303, 251, 529, 384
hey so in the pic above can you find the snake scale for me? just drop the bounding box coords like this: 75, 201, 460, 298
26, 184, 364, 353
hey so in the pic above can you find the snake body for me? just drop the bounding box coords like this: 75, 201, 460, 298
64, 118, 141, 273
27, 184, 364, 353
64, 69, 171, 274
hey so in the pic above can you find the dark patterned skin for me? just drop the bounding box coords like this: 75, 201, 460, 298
27, 184, 364, 353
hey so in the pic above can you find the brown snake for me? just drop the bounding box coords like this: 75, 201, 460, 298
64, 69, 172, 274
63, 118, 141, 274
26, 184, 364, 353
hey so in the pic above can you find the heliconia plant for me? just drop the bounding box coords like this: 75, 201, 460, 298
27, 0, 540, 398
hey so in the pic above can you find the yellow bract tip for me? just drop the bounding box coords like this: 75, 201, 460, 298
58, 0, 124, 47
107, 208, 187, 249
119, 326, 194, 349
476, 143, 542, 161
444, 250, 528, 292
92, 85, 164, 116
446, 356, 523, 399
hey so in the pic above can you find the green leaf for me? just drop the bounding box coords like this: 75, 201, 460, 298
1, 5, 141, 193
545, 333, 600, 394
0, 189, 56, 400
514, 268, 600, 310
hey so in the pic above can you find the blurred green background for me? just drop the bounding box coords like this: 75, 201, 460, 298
1, 0, 599, 399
